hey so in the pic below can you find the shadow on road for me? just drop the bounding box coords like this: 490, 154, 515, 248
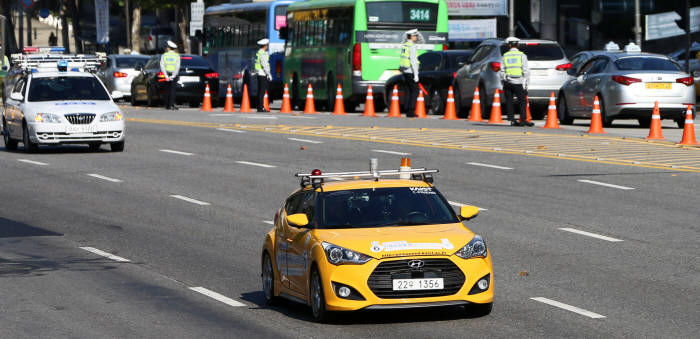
0, 217, 62, 238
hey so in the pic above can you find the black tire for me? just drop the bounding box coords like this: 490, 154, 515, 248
344, 100, 357, 113
374, 97, 386, 113
309, 267, 329, 322
453, 83, 466, 118
638, 117, 651, 128
676, 118, 686, 129
428, 88, 445, 115
146, 86, 155, 107
3, 118, 18, 151
88, 143, 102, 151
557, 93, 573, 125
292, 74, 301, 110
598, 96, 613, 127
261, 252, 278, 305
327, 76, 335, 112
22, 122, 38, 153
466, 302, 493, 317
479, 84, 489, 119
110, 140, 125, 152
130, 91, 139, 106
189, 101, 200, 108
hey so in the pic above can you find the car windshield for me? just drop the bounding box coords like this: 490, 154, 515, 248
319, 187, 458, 229
115, 57, 148, 68
180, 56, 210, 68
614, 57, 680, 71
27, 76, 110, 102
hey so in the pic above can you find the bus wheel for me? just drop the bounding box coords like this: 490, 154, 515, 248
326, 77, 335, 112
344, 100, 357, 113
292, 74, 301, 110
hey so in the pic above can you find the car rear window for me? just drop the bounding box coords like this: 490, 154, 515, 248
614, 57, 680, 71
115, 57, 149, 68
502, 43, 565, 61
28, 76, 110, 102
180, 56, 210, 68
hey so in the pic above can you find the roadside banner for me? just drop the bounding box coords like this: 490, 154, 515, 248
190, 0, 205, 36
448, 19, 497, 41
645, 11, 685, 41
446, 0, 507, 17
95, 0, 109, 44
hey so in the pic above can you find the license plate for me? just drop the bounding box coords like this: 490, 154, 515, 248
646, 82, 671, 89
179, 76, 200, 83
66, 125, 97, 134
531, 69, 549, 76
392, 278, 444, 291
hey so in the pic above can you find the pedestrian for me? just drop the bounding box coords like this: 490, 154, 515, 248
501, 37, 533, 126
160, 40, 181, 110
0, 44, 9, 80
400, 29, 421, 117
255, 38, 272, 112
48, 32, 58, 46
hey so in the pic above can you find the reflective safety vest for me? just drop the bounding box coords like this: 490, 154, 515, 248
162, 51, 179, 73
255, 49, 265, 71
503, 50, 524, 77
400, 41, 418, 69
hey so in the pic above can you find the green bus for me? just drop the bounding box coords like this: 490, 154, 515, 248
282, 0, 448, 111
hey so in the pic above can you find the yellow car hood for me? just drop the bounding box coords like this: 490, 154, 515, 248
313, 223, 475, 260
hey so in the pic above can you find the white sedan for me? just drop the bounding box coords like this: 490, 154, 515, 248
2, 71, 125, 152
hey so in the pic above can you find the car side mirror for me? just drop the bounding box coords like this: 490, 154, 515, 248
286, 213, 309, 227
10, 92, 23, 101
111, 90, 124, 99
279, 27, 289, 40
134, 65, 143, 72
459, 205, 479, 221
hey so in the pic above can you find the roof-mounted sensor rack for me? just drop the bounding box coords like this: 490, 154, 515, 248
11, 50, 106, 74
296, 158, 438, 189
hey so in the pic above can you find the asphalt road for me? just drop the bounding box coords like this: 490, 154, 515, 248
1, 106, 699, 338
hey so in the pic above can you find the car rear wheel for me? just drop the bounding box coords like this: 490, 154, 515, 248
453, 83, 466, 118
22, 122, 38, 153
146, 86, 155, 107
557, 93, 573, 125
598, 96, 613, 127
326, 76, 335, 112
428, 88, 445, 115
479, 84, 489, 119
675, 118, 686, 128
3, 119, 18, 151
110, 140, 125, 152
309, 268, 329, 322
465, 302, 493, 317
88, 143, 101, 151
638, 117, 651, 128
262, 252, 278, 305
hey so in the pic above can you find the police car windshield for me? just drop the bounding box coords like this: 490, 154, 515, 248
28, 76, 110, 102
319, 187, 458, 229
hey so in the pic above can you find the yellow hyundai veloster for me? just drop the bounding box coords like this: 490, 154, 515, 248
261, 165, 493, 321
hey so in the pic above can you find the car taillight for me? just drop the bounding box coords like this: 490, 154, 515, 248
453, 72, 457, 78
113, 71, 128, 78
612, 75, 641, 86
490, 62, 501, 72
442, 44, 449, 50
676, 76, 694, 86
353, 43, 361, 71
148, 36, 152, 42
204, 72, 219, 79
157, 71, 166, 79
232, 74, 243, 80
555, 63, 572, 71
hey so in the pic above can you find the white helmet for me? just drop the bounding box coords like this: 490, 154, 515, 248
505, 36, 520, 44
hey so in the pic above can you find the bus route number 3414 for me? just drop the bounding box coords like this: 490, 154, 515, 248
409, 8, 430, 21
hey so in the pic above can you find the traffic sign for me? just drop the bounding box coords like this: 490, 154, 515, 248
20, 0, 35, 9
190, 0, 205, 37
39, 8, 50, 18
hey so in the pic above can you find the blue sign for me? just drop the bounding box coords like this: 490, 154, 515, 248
39, 8, 50, 18
20, 0, 35, 9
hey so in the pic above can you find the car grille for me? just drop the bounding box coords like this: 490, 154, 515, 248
64, 113, 95, 125
367, 258, 465, 299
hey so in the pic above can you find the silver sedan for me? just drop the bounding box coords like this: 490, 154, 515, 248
96, 54, 150, 100
557, 52, 695, 128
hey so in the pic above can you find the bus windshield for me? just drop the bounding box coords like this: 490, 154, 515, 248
366, 1, 438, 28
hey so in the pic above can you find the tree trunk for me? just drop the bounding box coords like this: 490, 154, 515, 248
178, 7, 189, 54
67, 0, 82, 53
131, 7, 141, 53
125, 0, 131, 50
61, 0, 70, 53
1, 0, 18, 54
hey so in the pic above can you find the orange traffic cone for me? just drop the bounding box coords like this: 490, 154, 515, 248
586, 95, 607, 133
679, 105, 698, 145
200, 83, 213, 112
239, 84, 251, 113
263, 90, 270, 112
388, 85, 401, 117
303, 84, 316, 114
443, 86, 458, 120
280, 84, 292, 113
415, 91, 427, 118
468, 87, 483, 122
333, 84, 346, 115
488, 89, 504, 124
223, 84, 234, 112
542, 92, 560, 129
363, 85, 376, 117
646, 101, 664, 140
525, 95, 532, 123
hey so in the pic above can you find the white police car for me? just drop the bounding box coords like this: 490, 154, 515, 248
2, 51, 125, 152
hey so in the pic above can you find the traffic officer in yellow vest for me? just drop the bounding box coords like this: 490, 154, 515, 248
501, 37, 533, 126
160, 40, 181, 110
400, 29, 420, 117
255, 38, 272, 112
0, 43, 9, 79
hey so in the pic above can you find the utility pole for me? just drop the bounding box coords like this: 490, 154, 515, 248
634, 0, 642, 48
125, 0, 131, 50
509, 0, 515, 37
27, 8, 32, 46
685, 0, 691, 74
18, 6, 23, 49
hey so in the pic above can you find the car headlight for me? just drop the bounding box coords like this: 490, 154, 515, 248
321, 241, 371, 265
100, 111, 123, 122
454, 235, 487, 259
34, 113, 61, 123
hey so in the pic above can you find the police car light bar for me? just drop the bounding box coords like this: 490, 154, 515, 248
22, 46, 66, 54
295, 168, 438, 179
11, 52, 106, 73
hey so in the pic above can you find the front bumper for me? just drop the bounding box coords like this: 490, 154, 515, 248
319, 255, 493, 311
29, 121, 125, 144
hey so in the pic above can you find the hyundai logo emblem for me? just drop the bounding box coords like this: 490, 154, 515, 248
407, 260, 424, 269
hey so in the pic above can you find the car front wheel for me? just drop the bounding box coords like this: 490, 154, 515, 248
110, 140, 125, 152
309, 268, 329, 322
262, 252, 277, 305
557, 94, 573, 125
22, 123, 38, 153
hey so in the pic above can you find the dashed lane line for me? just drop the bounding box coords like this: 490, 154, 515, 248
236, 161, 276, 168
189, 287, 246, 307
170, 195, 211, 206
288, 137, 323, 144
217, 128, 246, 133
18, 159, 48, 166
371, 149, 411, 156
263, 220, 274, 225
530, 297, 606, 319
577, 179, 635, 190
466, 162, 513, 170
87, 173, 123, 183
80, 247, 131, 262
558, 228, 623, 242
160, 149, 194, 156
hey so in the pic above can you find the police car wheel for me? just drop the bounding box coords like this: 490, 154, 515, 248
22, 123, 38, 153
310, 267, 329, 322
2, 120, 18, 151
88, 143, 102, 151
261, 252, 278, 305
110, 140, 125, 152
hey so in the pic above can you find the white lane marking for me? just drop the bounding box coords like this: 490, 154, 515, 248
530, 297, 606, 319
371, 149, 411, 156
189, 287, 246, 307
216, 128, 246, 133
236, 161, 276, 168
466, 162, 513, 170
577, 179, 634, 190
80, 247, 131, 262
285, 115, 316, 119
288, 137, 323, 144
263, 220, 274, 225
160, 149, 194, 156
209, 113, 277, 119
558, 228, 623, 242
18, 159, 48, 166
87, 173, 123, 183
170, 195, 211, 206
448, 201, 488, 211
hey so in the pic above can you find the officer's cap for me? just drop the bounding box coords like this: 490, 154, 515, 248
257, 38, 270, 45
406, 29, 419, 36
505, 36, 520, 44
167, 40, 177, 48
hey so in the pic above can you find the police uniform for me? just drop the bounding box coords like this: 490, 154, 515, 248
400, 29, 420, 117
160, 41, 181, 109
501, 37, 530, 125
255, 38, 272, 112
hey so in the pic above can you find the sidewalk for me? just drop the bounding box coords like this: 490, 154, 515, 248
14, 15, 76, 52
